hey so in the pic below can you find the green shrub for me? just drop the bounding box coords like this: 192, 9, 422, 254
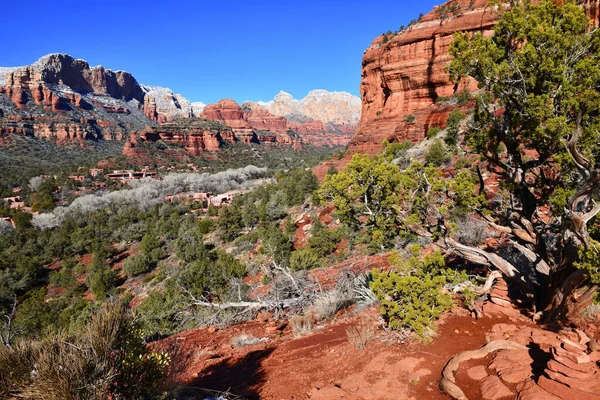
123, 253, 155, 277
180, 251, 246, 300
139, 232, 164, 258
197, 218, 214, 234
207, 204, 218, 216
326, 165, 338, 176
425, 139, 451, 166
137, 284, 186, 336
318, 154, 403, 249
371, 269, 452, 338
445, 109, 466, 147
218, 205, 244, 242
307, 224, 343, 258
405, 114, 416, 124
455, 89, 473, 106
290, 248, 322, 271
174, 227, 210, 263
426, 126, 442, 139
371, 248, 471, 339
49, 267, 81, 295
86, 267, 118, 300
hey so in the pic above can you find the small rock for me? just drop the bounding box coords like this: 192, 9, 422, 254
538, 375, 600, 400
483, 302, 522, 318
561, 337, 587, 352
207, 326, 217, 334
467, 365, 488, 381
547, 359, 595, 379
497, 365, 531, 383
490, 296, 513, 307
552, 347, 596, 373
575, 329, 591, 346
489, 349, 533, 372
480, 375, 513, 400
554, 345, 591, 364
516, 378, 561, 400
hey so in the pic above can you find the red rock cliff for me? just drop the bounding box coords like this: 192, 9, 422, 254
200, 99, 257, 143
350, 0, 600, 155
130, 119, 233, 156
4, 53, 145, 105
350, 0, 496, 154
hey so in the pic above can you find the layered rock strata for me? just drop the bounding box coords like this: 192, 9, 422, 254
350, 0, 600, 155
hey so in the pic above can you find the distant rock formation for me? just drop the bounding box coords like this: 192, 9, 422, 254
201, 99, 353, 147
246, 89, 361, 132
128, 119, 235, 156
142, 85, 206, 123
0, 53, 353, 152
200, 99, 257, 144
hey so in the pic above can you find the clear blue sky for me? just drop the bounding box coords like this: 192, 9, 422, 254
1, 0, 441, 104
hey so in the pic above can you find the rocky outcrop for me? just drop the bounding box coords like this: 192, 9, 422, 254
242, 102, 288, 134
129, 119, 235, 156
4, 54, 145, 103
446, 321, 600, 400
142, 85, 206, 123
350, 0, 600, 155
201, 99, 353, 148
200, 99, 257, 144
0, 54, 153, 141
0, 54, 206, 141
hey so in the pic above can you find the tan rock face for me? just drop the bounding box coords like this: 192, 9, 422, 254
0, 115, 102, 142
242, 103, 288, 134
251, 90, 361, 127
142, 85, 203, 123
350, 0, 600, 155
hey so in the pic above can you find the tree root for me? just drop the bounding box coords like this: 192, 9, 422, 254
439, 340, 528, 400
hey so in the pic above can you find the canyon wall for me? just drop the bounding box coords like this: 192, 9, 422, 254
349, 0, 495, 154
127, 119, 235, 156
349, 0, 600, 155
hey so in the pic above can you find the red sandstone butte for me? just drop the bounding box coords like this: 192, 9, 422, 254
348, 0, 600, 155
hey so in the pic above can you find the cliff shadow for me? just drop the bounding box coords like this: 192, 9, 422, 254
426, 34, 442, 102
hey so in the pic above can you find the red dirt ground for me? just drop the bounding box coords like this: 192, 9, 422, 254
161, 306, 526, 399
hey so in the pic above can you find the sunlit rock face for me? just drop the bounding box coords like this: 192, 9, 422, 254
349, 0, 600, 155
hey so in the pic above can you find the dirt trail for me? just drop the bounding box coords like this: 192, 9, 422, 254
165, 307, 524, 399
